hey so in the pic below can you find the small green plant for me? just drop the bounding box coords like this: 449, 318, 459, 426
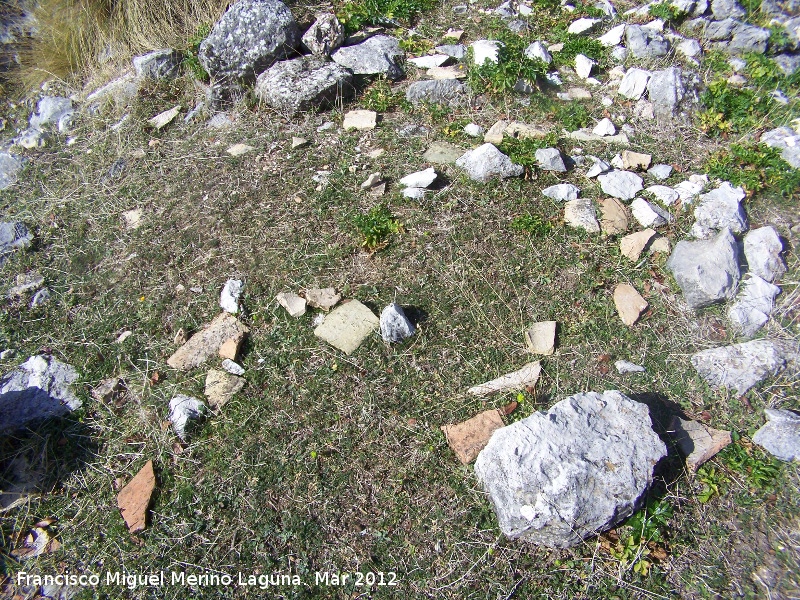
183, 23, 211, 81
699, 79, 775, 135
510, 214, 552, 236
612, 497, 673, 575
399, 35, 433, 54
499, 133, 560, 168
352, 204, 400, 252
552, 36, 607, 67
696, 465, 726, 503
360, 78, 402, 112
648, 1, 686, 22
744, 52, 800, 93
440, 119, 472, 139
467, 46, 548, 96
335, 0, 437, 33
706, 143, 800, 197
719, 436, 782, 492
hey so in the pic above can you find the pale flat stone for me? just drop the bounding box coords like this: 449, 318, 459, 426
147, 105, 181, 129
670, 416, 731, 471
167, 313, 249, 371
575, 54, 595, 79
620, 229, 656, 261
408, 54, 450, 68
614, 283, 648, 326
646, 185, 680, 206
568, 18, 601, 34
360, 172, 382, 189
427, 65, 467, 79
470, 40, 503, 66
599, 23, 626, 46
399, 167, 437, 188
592, 118, 616, 136
221, 359, 245, 376
565, 199, 600, 233
305, 287, 341, 311
753, 409, 800, 462
218, 338, 240, 361
618, 68, 651, 100
122, 208, 143, 229
622, 150, 652, 171
649, 236, 670, 254
598, 171, 643, 200
205, 368, 245, 409
468, 361, 541, 397
505, 122, 548, 140
343, 109, 377, 131
314, 300, 379, 355
227, 143, 255, 156
276, 292, 306, 317
615, 360, 646, 374
291, 137, 308, 149
484, 120, 508, 144
525, 321, 557, 355
631, 198, 673, 228
599, 197, 629, 235
441, 409, 505, 464
423, 141, 465, 165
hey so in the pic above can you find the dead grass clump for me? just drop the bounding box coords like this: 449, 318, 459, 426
16, 0, 228, 91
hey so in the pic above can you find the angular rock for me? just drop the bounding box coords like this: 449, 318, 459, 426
744, 226, 785, 283
760, 126, 800, 169
305, 287, 341, 311
408, 54, 450, 69
599, 23, 626, 46
456, 143, 523, 182
691, 339, 797, 394
464, 123, 484, 137
505, 122, 548, 140
666, 228, 740, 309
255, 56, 354, 114
220, 278, 243, 314
586, 157, 612, 178
674, 178, 706, 202
677, 38, 702, 58
535, 147, 567, 172
218, 338, 240, 361
565, 199, 600, 233
302, 13, 345, 55
599, 197, 630, 235
598, 170, 644, 200
167, 313, 249, 370
222, 359, 245, 376
276, 291, 306, 317
442, 409, 506, 464
0, 152, 23, 190
575, 54, 595, 79
631, 198, 673, 228
728, 275, 781, 337
753, 409, 800, 462
484, 120, 507, 144
470, 40, 503, 65
729, 23, 770, 54
525, 321, 557, 355
615, 360, 646, 374
332, 35, 404, 79
92, 377, 126, 403
132, 49, 182, 79
691, 182, 747, 238
524, 41, 552, 63
704, 18, 738, 41
618, 68, 651, 100
436, 44, 467, 60
712, 0, 746, 19
168, 395, 207, 441
647, 185, 680, 205
474, 390, 666, 547
468, 361, 541, 397
614, 283, 648, 325
205, 368, 245, 409
399, 168, 437, 188
30, 288, 50, 308
147, 105, 180, 130
199, 0, 300, 81
774, 54, 800, 77
592, 118, 616, 136
625, 25, 670, 58
403, 188, 425, 199
314, 300, 379, 355
423, 141, 466, 165
568, 18, 601, 35
343, 109, 377, 131
227, 143, 255, 156
29, 96, 74, 132
622, 150, 652, 171
669, 416, 732, 471
542, 183, 580, 201
0, 355, 81, 434
117, 461, 155, 533
380, 303, 416, 343
621, 229, 656, 261
647, 67, 691, 120
405, 79, 467, 106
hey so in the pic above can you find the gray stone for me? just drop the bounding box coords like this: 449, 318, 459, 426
618, 68, 652, 100
729, 23, 770, 54
586, 157, 611, 178
0, 355, 81, 434
302, 13, 345, 55
592, 118, 616, 136
677, 38, 703, 58
598, 170, 644, 200
760, 126, 800, 168
647, 185, 680, 205
625, 25, 670, 58
403, 187, 425, 199
464, 123, 484, 137
199, 0, 301, 81
648, 164, 672, 180
773, 54, 800, 76
691, 339, 797, 394
0, 152, 23, 190
691, 182, 747, 238
222, 359, 245, 376
474, 390, 666, 547
470, 40, 503, 65
535, 147, 567, 172
647, 67, 691, 119
168, 395, 207, 440
17, 128, 48, 149
331, 35, 404, 80
220, 279, 243, 314
753, 409, 800, 462
132, 49, 182, 79
744, 226, 786, 283
666, 228, 740, 309
405, 79, 468, 106
380, 303, 415, 343
524, 41, 552, 64
408, 54, 450, 69
615, 360, 646, 373
728, 275, 781, 337
0, 221, 32, 265
30, 288, 51, 308
8, 272, 44, 298
611, 45, 629, 62
712, 0, 746, 19
542, 183, 580, 201
456, 143, 524, 182
704, 18, 737, 40
568, 17, 602, 35
29, 96, 74, 132
565, 199, 600, 233
255, 56, 354, 114
631, 198, 673, 227
599, 24, 626, 46
436, 44, 467, 60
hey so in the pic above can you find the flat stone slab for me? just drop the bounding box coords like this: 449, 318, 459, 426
305, 287, 341, 311
599, 197, 629, 235
565, 199, 600, 233
468, 361, 541, 397
205, 368, 245, 409
669, 416, 731, 471
314, 300, 379, 355
753, 409, 800, 462
343, 109, 377, 131
167, 313, 249, 371
117, 461, 155, 533
621, 229, 656, 261
525, 321, 557, 355
598, 170, 644, 200
614, 283, 648, 326
276, 291, 307, 317
147, 105, 180, 130
423, 141, 465, 165
441, 409, 505, 464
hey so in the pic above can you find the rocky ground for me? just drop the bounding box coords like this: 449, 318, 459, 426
0, 0, 799, 597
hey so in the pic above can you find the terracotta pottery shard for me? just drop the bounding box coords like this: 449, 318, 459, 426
117, 460, 155, 533
166, 313, 249, 370
613, 283, 648, 326
669, 416, 732, 471
441, 409, 505, 464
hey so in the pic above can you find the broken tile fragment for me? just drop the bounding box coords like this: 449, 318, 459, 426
669, 416, 732, 471
276, 292, 306, 317
614, 283, 648, 326
441, 409, 505, 464
117, 460, 155, 533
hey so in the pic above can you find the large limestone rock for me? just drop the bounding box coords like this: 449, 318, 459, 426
132, 49, 183, 79
625, 25, 670, 58
753, 409, 800, 462
666, 228, 740, 309
727, 275, 780, 337
455, 143, 523, 182
255, 56, 354, 114
0, 355, 81, 434
405, 79, 468, 106
331, 35, 404, 80
301, 13, 345, 55
199, 0, 301, 82
474, 390, 666, 547
744, 226, 786, 282
691, 182, 747, 238
691, 339, 798, 394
